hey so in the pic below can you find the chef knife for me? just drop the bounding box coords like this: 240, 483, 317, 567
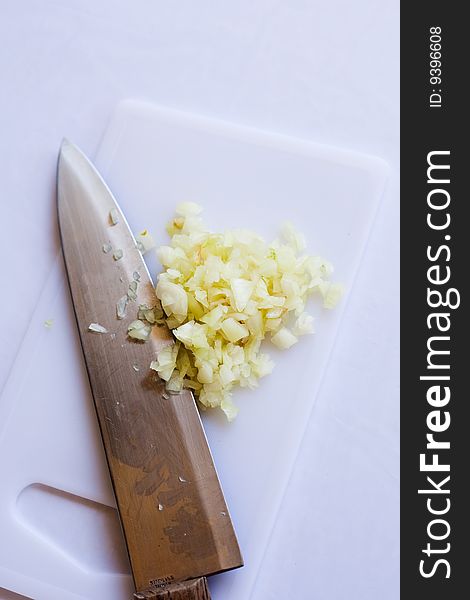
57, 140, 243, 599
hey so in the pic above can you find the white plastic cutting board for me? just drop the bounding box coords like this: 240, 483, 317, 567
0, 100, 388, 600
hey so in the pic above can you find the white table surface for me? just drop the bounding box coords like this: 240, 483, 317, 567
0, 1, 399, 599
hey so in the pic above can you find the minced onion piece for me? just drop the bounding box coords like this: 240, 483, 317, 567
150, 345, 178, 381
220, 318, 249, 343
136, 229, 156, 254
44, 319, 54, 329
116, 295, 128, 319
88, 323, 108, 334
138, 303, 164, 324
102, 243, 112, 253
293, 312, 315, 336
127, 280, 138, 301
128, 320, 152, 341
271, 327, 298, 349
148, 203, 342, 420
113, 249, 123, 261
109, 208, 119, 225
320, 282, 344, 309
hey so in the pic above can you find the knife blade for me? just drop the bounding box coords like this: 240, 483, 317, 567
57, 140, 243, 599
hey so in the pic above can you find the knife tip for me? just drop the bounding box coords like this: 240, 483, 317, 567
57, 139, 77, 213
59, 137, 75, 156
57, 139, 85, 183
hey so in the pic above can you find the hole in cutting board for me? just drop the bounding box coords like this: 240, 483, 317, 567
16, 483, 131, 575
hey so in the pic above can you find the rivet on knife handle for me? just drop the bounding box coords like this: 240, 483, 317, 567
134, 576, 210, 599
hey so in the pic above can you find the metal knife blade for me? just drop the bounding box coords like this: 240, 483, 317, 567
57, 140, 243, 593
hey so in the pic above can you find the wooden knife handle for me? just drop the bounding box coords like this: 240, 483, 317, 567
134, 577, 210, 600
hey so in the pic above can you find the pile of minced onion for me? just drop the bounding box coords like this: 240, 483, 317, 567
132, 203, 342, 420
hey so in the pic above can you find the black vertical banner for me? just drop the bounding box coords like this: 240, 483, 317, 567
401, 4, 467, 599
